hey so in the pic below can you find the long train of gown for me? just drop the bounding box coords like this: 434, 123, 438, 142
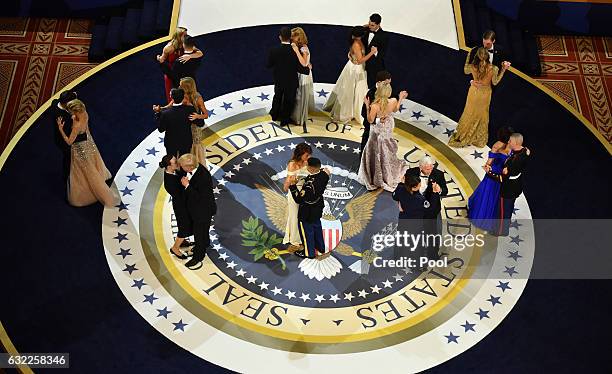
68, 132, 116, 207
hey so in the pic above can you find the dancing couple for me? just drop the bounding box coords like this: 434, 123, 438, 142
468, 131, 530, 236
449, 30, 511, 148
160, 153, 217, 270
282, 143, 330, 259
324, 14, 389, 124
358, 81, 409, 192
157, 27, 204, 101
267, 27, 313, 127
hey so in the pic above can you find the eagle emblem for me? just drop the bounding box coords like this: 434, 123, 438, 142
254, 183, 382, 280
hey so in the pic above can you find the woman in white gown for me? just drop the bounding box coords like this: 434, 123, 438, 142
283, 143, 312, 249
358, 82, 409, 191
323, 26, 377, 124
290, 27, 315, 126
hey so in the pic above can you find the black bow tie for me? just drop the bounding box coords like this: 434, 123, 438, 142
487, 49, 494, 53
420, 174, 429, 178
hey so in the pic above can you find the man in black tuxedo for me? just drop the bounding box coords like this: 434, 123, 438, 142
406, 156, 449, 260
488, 133, 529, 236
468, 30, 507, 70
178, 153, 216, 270
51, 90, 77, 184
363, 14, 389, 89
159, 35, 203, 88
267, 26, 311, 126
156, 88, 195, 158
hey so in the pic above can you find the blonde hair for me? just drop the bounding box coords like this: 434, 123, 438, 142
66, 99, 86, 114
179, 77, 199, 107
178, 153, 197, 168
373, 82, 391, 115
472, 47, 491, 80
291, 27, 308, 46
170, 27, 187, 51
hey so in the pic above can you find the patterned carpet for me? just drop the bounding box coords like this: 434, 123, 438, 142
536, 35, 612, 143
0, 18, 97, 150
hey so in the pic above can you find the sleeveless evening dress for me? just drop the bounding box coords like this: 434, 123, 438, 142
283, 164, 309, 245
291, 45, 315, 126
358, 113, 408, 191
323, 44, 368, 124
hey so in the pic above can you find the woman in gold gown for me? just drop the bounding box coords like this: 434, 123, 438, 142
448, 47, 510, 148
57, 99, 116, 207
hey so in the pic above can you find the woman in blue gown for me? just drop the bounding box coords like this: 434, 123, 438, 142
467, 127, 513, 232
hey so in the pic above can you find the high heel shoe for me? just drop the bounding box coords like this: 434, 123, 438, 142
170, 248, 188, 260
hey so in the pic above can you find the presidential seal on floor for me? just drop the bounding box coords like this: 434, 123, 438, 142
102, 84, 534, 373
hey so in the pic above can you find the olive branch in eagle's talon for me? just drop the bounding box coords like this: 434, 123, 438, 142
240, 216, 288, 270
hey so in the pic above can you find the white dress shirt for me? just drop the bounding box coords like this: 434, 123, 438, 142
419, 174, 429, 194
368, 29, 379, 57
186, 166, 198, 181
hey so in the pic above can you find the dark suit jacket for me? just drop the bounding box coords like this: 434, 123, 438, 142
362, 29, 389, 74
406, 167, 448, 218
266, 43, 310, 89
469, 44, 505, 69
156, 104, 196, 157
185, 165, 217, 221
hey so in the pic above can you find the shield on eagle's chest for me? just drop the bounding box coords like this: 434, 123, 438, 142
321, 217, 342, 253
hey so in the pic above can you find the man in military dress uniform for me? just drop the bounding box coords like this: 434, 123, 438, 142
288, 157, 330, 259
489, 133, 530, 236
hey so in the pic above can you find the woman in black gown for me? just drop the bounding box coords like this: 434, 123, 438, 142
159, 155, 193, 259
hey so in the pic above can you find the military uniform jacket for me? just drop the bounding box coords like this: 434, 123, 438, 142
500, 147, 529, 199
289, 170, 330, 223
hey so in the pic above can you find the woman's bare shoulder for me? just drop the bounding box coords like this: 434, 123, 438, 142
287, 160, 300, 171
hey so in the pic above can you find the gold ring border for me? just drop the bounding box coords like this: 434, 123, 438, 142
451, 0, 612, 155
0, 1, 182, 372
143, 114, 488, 349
